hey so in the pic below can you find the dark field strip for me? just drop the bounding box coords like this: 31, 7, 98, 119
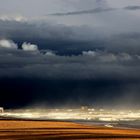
0, 120, 139, 140
0, 129, 140, 140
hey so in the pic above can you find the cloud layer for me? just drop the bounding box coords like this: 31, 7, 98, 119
48, 5, 140, 16
49, 7, 115, 16
124, 6, 140, 10
0, 39, 140, 108
0, 39, 140, 81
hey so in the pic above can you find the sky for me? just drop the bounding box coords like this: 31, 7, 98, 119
0, 0, 140, 109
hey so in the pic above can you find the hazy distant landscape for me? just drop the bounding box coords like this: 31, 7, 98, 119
0, 107, 140, 129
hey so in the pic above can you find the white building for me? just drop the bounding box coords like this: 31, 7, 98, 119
0, 107, 4, 113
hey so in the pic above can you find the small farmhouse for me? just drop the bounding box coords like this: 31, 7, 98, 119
0, 107, 4, 113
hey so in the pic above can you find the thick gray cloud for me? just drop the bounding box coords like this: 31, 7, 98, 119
1, 20, 140, 55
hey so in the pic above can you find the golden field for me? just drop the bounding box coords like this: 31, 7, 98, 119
0, 120, 139, 140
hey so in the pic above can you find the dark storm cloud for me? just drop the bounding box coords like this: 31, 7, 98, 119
48, 8, 115, 16
0, 20, 140, 108
1, 44, 140, 108
0, 41, 140, 81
